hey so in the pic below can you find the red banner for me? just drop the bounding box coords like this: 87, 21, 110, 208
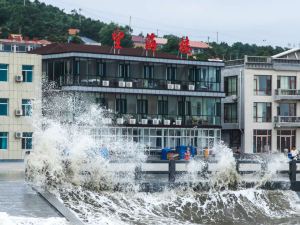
145, 33, 157, 52
112, 29, 125, 49
179, 36, 191, 55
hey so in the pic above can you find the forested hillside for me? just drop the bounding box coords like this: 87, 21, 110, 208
0, 0, 288, 60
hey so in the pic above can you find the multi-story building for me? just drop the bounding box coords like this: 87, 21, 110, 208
222, 48, 300, 153
32, 43, 224, 152
0, 34, 51, 53
0, 52, 42, 160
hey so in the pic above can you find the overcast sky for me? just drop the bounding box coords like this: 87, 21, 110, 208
39, 0, 300, 47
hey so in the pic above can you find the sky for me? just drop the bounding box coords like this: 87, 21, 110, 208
39, 0, 300, 47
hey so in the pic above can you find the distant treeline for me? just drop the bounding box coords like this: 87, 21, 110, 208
0, 0, 288, 60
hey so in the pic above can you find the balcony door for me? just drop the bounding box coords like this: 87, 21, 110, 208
277, 130, 296, 152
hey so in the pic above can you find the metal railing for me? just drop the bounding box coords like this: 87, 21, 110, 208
58, 74, 221, 92
275, 89, 300, 96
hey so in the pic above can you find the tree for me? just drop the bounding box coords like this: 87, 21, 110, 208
98, 23, 133, 47
160, 35, 180, 55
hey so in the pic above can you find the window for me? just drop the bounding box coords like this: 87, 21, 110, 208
118, 64, 130, 78
224, 103, 238, 123
116, 99, 127, 114
22, 99, 32, 116
0, 64, 8, 82
97, 62, 106, 77
158, 96, 168, 115
0, 99, 8, 116
277, 103, 296, 116
277, 76, 296, 90
224, 76, 238, 96
253, 75, 271, 95
137, 99, 148, 114
277, 130, 296, 152
253, 130, 272, 153
253, 102, 272, 122
178, 101, 191, 116
22, 132, 33, 150
144, 65, 154, 79
22, 65, 33, 82
0, 132, 8, 150
166, 66, 176, 81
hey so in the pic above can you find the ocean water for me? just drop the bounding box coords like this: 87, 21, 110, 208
24, 101, 300, 225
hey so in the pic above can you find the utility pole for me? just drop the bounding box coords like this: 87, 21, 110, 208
79, 8, 82, 25
23, 0, 25, 6
156, 29, 159, 37
207, 36, 210, 44
216, 32, 219, 43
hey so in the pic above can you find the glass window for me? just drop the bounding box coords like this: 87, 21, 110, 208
277, 76, 296, 90
224, 103, 238, 123
118, 64, 130, 78
277, 130, 296, 152
277, 103, 296, 116
137, 99, 148, 114
178, 101, 191, 116
253, 129, 272, 153
0, 99, 8, 116
22, 132, 33, 150
97, 62, 106, 77
224, 76, 237, 96
253, 75, 271, 95
0, 64, 8, 82
158, 96, 168, 115
116, 99, 127, 114
3, 44, 11, 52
253, 102, 272, 122
0, 132, 8, 150
22, 65, 33, 82
144, 65, 154, 79
22, 99, 32, 116
166, 66, 176, 81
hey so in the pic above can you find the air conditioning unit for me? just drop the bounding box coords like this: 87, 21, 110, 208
119, 81, 126, 87
15, 132, 22, 139
152, 119, 159, 125
117, 118, 124, 125
126, 82, 133, 88
102, 80, 110, 86
167, 83, 174, 89
176, 120, 182, 126
15, 109, 23, 116
15, 75, 23, 82
129, 118, 136, 124
188, 84, 195, 91
103, 118, 112, 124
141, 119, 148, 125
164, 119, 171, 125
175, 84, 181, 90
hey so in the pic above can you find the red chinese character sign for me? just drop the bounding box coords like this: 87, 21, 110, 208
179, 36, 191, 58
112, 29, 125, 53
145, 33, 157, 56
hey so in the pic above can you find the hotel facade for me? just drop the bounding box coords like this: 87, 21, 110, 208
222, 49, 300, 153
0, 52, 41, 159
33, 43, 224, 152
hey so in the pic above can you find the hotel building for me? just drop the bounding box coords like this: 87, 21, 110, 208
222, 48, 300, 153
32, 43, 224, 152
0, 52, 41, 159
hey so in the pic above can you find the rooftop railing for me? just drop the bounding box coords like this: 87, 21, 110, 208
274, 116, 300, 128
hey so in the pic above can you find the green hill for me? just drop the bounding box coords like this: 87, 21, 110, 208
0, 0, 288, 60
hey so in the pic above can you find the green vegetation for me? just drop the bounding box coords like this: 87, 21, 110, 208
0, 0, 133, 46
0, 0, 287, 59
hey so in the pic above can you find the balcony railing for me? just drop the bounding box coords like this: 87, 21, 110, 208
274, 116, 300, 128
274, 89, 300, 100
58, 75, 221, 92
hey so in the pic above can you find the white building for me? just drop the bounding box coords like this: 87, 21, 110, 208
222, 49, 300, 153
0, 52, 41, 160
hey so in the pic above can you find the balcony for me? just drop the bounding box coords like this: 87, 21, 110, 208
274, 89, 300, 101
58, 75, 221, 92
81, 113, 221, 127
274, 116, 300, 128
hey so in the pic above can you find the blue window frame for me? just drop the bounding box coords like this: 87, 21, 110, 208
22, 99, 32, 116
0, 99, 8, 116
0, 64, 8, 82
22, 65, 33, 82
0, 132, 8, 150
22, 132, 33, 150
